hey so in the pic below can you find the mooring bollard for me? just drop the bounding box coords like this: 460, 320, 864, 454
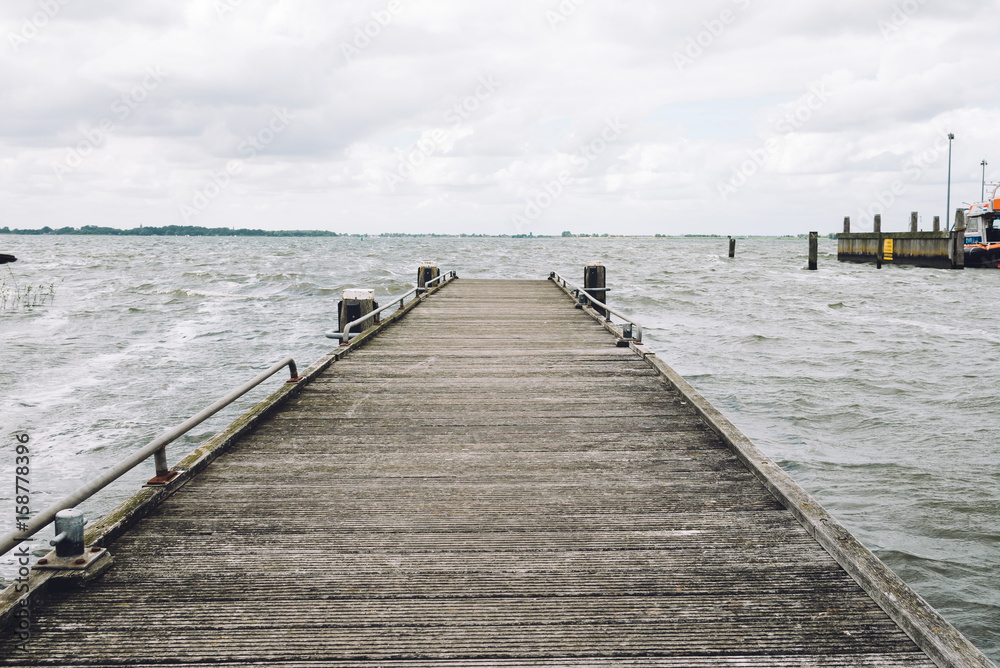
808, 231, 818, 270
843, 216, 851, 234
338, 289, 378, 344
417, 263, 439, 292
584, 262, 607, 318
51, 508, 85, 558
910, 211, 918, 233
728, 236, 736, 258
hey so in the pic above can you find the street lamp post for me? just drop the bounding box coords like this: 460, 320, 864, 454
946, 133, 954, 231
982, 160, 988, 201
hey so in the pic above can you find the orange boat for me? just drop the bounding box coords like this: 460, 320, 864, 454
965, 183, 1000, 267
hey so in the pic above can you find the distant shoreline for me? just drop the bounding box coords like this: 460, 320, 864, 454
1, 226, 821, 239
0, 225, 345, 237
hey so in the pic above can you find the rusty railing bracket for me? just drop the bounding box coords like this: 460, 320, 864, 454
144, 470, 182, 486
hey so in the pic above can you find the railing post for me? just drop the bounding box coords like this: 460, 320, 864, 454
933, 216, 941, 232
910, 211, 919, 233
584, 262, 607, 318
843, 216, 851, 234
153, 446, 169, 478
339, 289, 377, 345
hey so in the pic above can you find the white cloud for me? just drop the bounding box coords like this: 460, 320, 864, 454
1, 0, 998, 235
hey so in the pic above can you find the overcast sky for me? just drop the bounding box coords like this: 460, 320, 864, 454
1, 0, 998, 236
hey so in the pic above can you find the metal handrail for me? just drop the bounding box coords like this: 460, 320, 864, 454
421, 271, 453, 290
0, 358, 301, 557
325, 270, 456, 342
549, 271, 643, 342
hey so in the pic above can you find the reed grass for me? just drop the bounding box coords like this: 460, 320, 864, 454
1, 269, 56, 309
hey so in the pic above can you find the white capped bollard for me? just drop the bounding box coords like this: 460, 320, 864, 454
52, 508, 86, 558
34, 506, 112, 580
338, 289, 378, 345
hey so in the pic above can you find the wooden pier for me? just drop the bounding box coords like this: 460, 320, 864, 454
1, 276, 994, 666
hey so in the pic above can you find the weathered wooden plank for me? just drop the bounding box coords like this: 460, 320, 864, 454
1, 659, 931, 668
0, 278, 963, 667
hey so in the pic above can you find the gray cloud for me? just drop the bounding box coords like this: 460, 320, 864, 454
1, 0, 998, 234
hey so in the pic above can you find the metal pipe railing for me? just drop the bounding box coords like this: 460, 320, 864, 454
325, 288, 416, 341
0, 358, 301, 558
420, 271, 453, 291
549, 271, 643, 343
326, 270, 456, 342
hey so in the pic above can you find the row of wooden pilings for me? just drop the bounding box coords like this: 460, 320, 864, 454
841, 210, 967, 235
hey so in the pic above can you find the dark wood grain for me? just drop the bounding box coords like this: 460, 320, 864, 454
0, 279, 952, 667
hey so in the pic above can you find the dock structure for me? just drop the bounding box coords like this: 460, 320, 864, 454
1, 276, 994, 666
838, 212, 967, 268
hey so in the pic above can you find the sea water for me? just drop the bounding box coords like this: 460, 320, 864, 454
0, 234, 997, 660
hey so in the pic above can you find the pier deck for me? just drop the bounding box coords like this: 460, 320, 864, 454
0, 279, 966, 665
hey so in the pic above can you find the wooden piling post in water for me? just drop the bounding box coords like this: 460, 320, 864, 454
808, 232, 818, 270
910, 212, 919, 233
843, 217, 850, 234
950, 209, 966, 270
338, 289, 377, 341
728, 236, 736, 258
584, 262, 607, 317
874, 214, 882, 269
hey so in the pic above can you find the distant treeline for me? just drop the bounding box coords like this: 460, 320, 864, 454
0, 225, 345, 237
